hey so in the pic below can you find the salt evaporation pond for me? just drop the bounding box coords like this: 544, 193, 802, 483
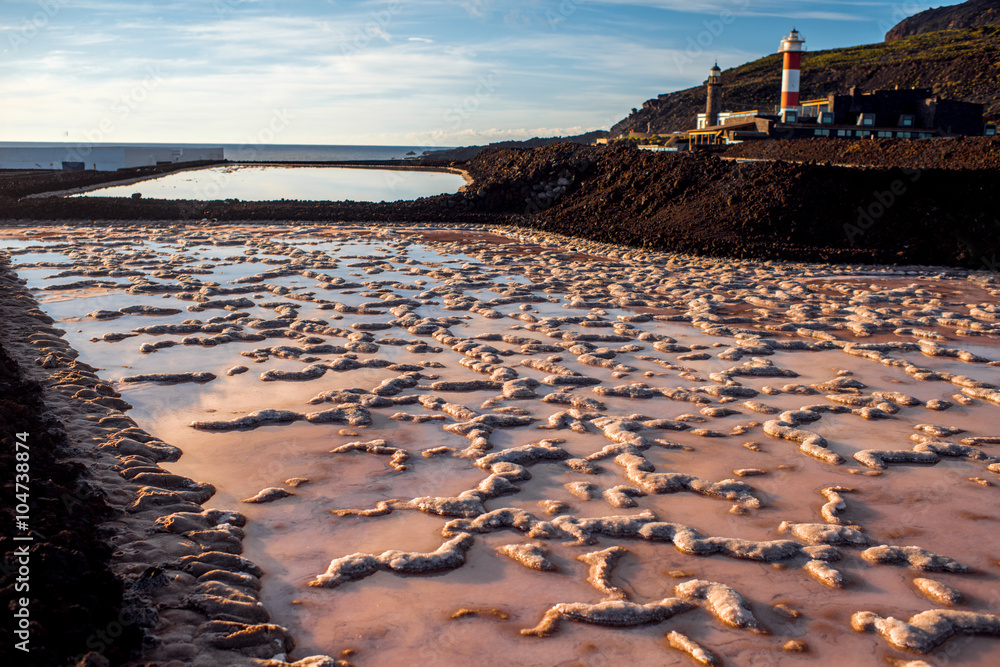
4, 224, 1000, 666
72, 165, 468, 201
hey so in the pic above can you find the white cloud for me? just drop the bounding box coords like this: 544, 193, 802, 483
0, 20, 740, 145
452, 0, 494, 19
596, 0, 872, 19
1, 0, 905, 144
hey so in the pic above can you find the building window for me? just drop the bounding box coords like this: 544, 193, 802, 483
837, 129, 849, 137
814, 129, 830, 137
877, 131, 892, 138
899, 115, 914, 127
897, 131, 910, 139
801, 104, 828, 118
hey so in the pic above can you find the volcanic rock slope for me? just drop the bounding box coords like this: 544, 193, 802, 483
886, 0, 1000, 41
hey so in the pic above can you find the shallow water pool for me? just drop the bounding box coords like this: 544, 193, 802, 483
7, 224, 1000, 666
73, 165, 467, 202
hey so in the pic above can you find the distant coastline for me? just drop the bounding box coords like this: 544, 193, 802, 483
0, 142, 457, 165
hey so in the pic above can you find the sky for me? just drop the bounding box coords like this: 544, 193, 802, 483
1, 0, 956, 147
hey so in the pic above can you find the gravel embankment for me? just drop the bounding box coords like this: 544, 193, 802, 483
0, 261, 143, 666
721, 136, 1000, 170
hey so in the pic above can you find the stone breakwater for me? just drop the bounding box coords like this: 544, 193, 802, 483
2, 221, 1000, 665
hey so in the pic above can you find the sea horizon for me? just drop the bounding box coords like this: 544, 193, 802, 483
0, 141, 458, 163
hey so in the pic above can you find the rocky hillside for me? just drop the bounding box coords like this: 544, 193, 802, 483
422, 130, 608, 162
886, 0, 1000, 40
611, 26, 1000, 136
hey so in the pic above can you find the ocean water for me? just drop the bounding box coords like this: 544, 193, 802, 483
0, 142, 455, 164
221, 143, 455, 162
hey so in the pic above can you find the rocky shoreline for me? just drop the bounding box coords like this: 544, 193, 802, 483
0, 255, 336, 666
0, 265, 145, 666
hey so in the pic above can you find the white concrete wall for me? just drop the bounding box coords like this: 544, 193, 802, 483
0, 145, 224, 171
123, 147, 174, 168
0, 146, 127, 171
180, 147, 224, 162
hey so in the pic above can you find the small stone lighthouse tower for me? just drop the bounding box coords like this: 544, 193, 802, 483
705, 62, 722, 127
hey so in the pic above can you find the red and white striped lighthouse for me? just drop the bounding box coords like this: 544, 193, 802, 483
778, 29, 805, 114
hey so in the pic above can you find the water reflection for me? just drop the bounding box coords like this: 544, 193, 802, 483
75, 165, 467, 202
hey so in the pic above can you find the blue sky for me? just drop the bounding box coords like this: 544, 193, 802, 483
1, 0, 951, 146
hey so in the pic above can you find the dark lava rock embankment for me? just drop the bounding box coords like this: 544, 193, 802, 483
722, 136, 1000, 170
476, 142, 1000, 269
0, 287, 143, 665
